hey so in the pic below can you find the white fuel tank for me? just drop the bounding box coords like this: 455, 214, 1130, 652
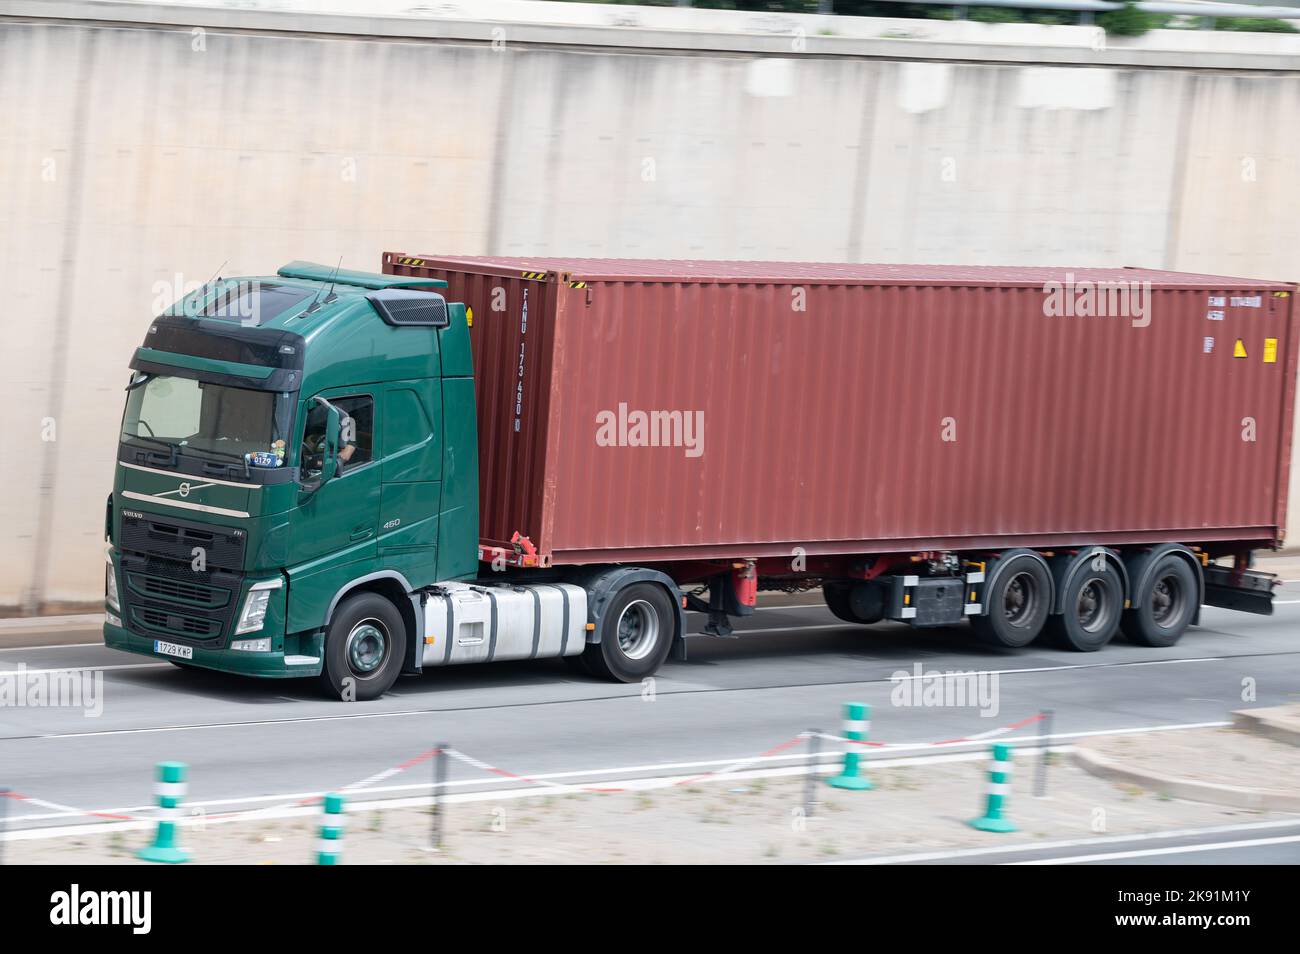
420, 581, 587, 668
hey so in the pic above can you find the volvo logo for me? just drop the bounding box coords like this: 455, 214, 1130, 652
178, 482, 191, 498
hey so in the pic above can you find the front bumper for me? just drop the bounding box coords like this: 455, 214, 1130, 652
105, 549, 320, 678
104, 620, 323, 678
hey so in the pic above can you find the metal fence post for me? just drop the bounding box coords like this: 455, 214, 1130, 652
1035, 708, 1055, 798
431, 743, 448, 852
803, 730, 820, 820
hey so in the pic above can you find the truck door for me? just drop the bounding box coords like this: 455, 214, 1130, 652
377, 379, 443, 584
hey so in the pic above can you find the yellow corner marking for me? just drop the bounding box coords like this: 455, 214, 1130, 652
466, 306, 474, 328
1264, 337, 1278, 363
1233, 339, 1248, 359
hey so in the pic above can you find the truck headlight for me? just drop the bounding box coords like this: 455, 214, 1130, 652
235, 578, 282, 635
105, 559, 120, 611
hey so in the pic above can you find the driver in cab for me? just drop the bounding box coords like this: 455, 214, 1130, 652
301, 404, 357, 477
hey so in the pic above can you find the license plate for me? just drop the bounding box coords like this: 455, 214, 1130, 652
154, 639, 193, 660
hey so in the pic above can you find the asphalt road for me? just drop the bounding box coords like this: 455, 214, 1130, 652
2, 582, 1299, 854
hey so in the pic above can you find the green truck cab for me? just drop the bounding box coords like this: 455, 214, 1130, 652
104, 262, 485, 699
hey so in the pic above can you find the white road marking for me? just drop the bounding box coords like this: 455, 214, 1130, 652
1011, 834, 1300, 864
0, 663, 166, 676
829, 818, 1300, 865
0, 643, 104, 652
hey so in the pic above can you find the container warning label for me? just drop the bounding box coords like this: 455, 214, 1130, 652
1233, 339, 1248, 359
1264, 338, 1278, 363
1203, 336, 1215, 354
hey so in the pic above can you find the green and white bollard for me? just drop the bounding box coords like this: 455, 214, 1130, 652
137, 761, 190, 864
316, 793, 347, 865
968, 742, 1017, 833
827, 702, 873, 790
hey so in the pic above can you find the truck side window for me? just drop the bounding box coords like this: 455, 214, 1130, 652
301, 394, 374, 475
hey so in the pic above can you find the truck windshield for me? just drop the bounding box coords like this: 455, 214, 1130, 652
120, 373, 294, 467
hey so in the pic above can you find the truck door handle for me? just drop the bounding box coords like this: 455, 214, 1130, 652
349, 526, 373, 541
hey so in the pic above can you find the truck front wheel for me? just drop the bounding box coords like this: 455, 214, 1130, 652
319, 592, 407, 701
582, 583, 676, 682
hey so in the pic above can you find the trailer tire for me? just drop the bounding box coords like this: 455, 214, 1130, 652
970, 555, 1051, 648
1046, 562, 1123, 652
1121, 555, 1197, 647
582, 582, 675, 683
318, 592, 407, 701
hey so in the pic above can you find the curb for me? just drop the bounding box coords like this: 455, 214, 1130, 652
1071, 745, 1300, 813
1233, 707, 1300, 748
0, 613, 102, 632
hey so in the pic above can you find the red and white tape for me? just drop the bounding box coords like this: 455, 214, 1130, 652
1, 712, 1050, 827
814, 712, 1046, 748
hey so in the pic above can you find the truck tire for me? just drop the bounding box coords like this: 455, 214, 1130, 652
1121, 555, 1197, 647
318, 592, 407, 701
823, 582, 885, 625
1046, 562, 1123, 652
582, 582, 676, 683
970, 555, 1051, 647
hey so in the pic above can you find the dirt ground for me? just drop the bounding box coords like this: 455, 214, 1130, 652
9, 757, 1292, 865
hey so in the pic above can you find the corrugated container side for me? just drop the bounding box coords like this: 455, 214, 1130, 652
384, 255, 1297, 565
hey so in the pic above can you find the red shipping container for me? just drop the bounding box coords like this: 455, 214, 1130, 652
382, 255, 1298, 567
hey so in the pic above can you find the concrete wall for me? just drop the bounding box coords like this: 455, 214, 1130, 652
2, 3, 1299, 605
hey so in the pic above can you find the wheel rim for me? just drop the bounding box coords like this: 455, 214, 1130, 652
1002, 571, 1038, 626
346, 619, 388, 675
616, 599, 659, 661
1151, 574, 1185, 626
1076, 579, 1110, 633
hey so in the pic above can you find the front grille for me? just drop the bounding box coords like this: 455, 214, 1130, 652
120, 513, 246, 570
117, 514, 245, 646
131, 606, 223, 639
127, 572, 231, 610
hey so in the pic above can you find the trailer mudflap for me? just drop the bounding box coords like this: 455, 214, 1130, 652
1202, 565, 1277, 616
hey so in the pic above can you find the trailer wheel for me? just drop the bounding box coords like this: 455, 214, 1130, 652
582, 583, 676, 683
1046, 562, 1123, 652
970, 556, 1051, 647
318, 592, 407, 701
1121, 556, 1197, 647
